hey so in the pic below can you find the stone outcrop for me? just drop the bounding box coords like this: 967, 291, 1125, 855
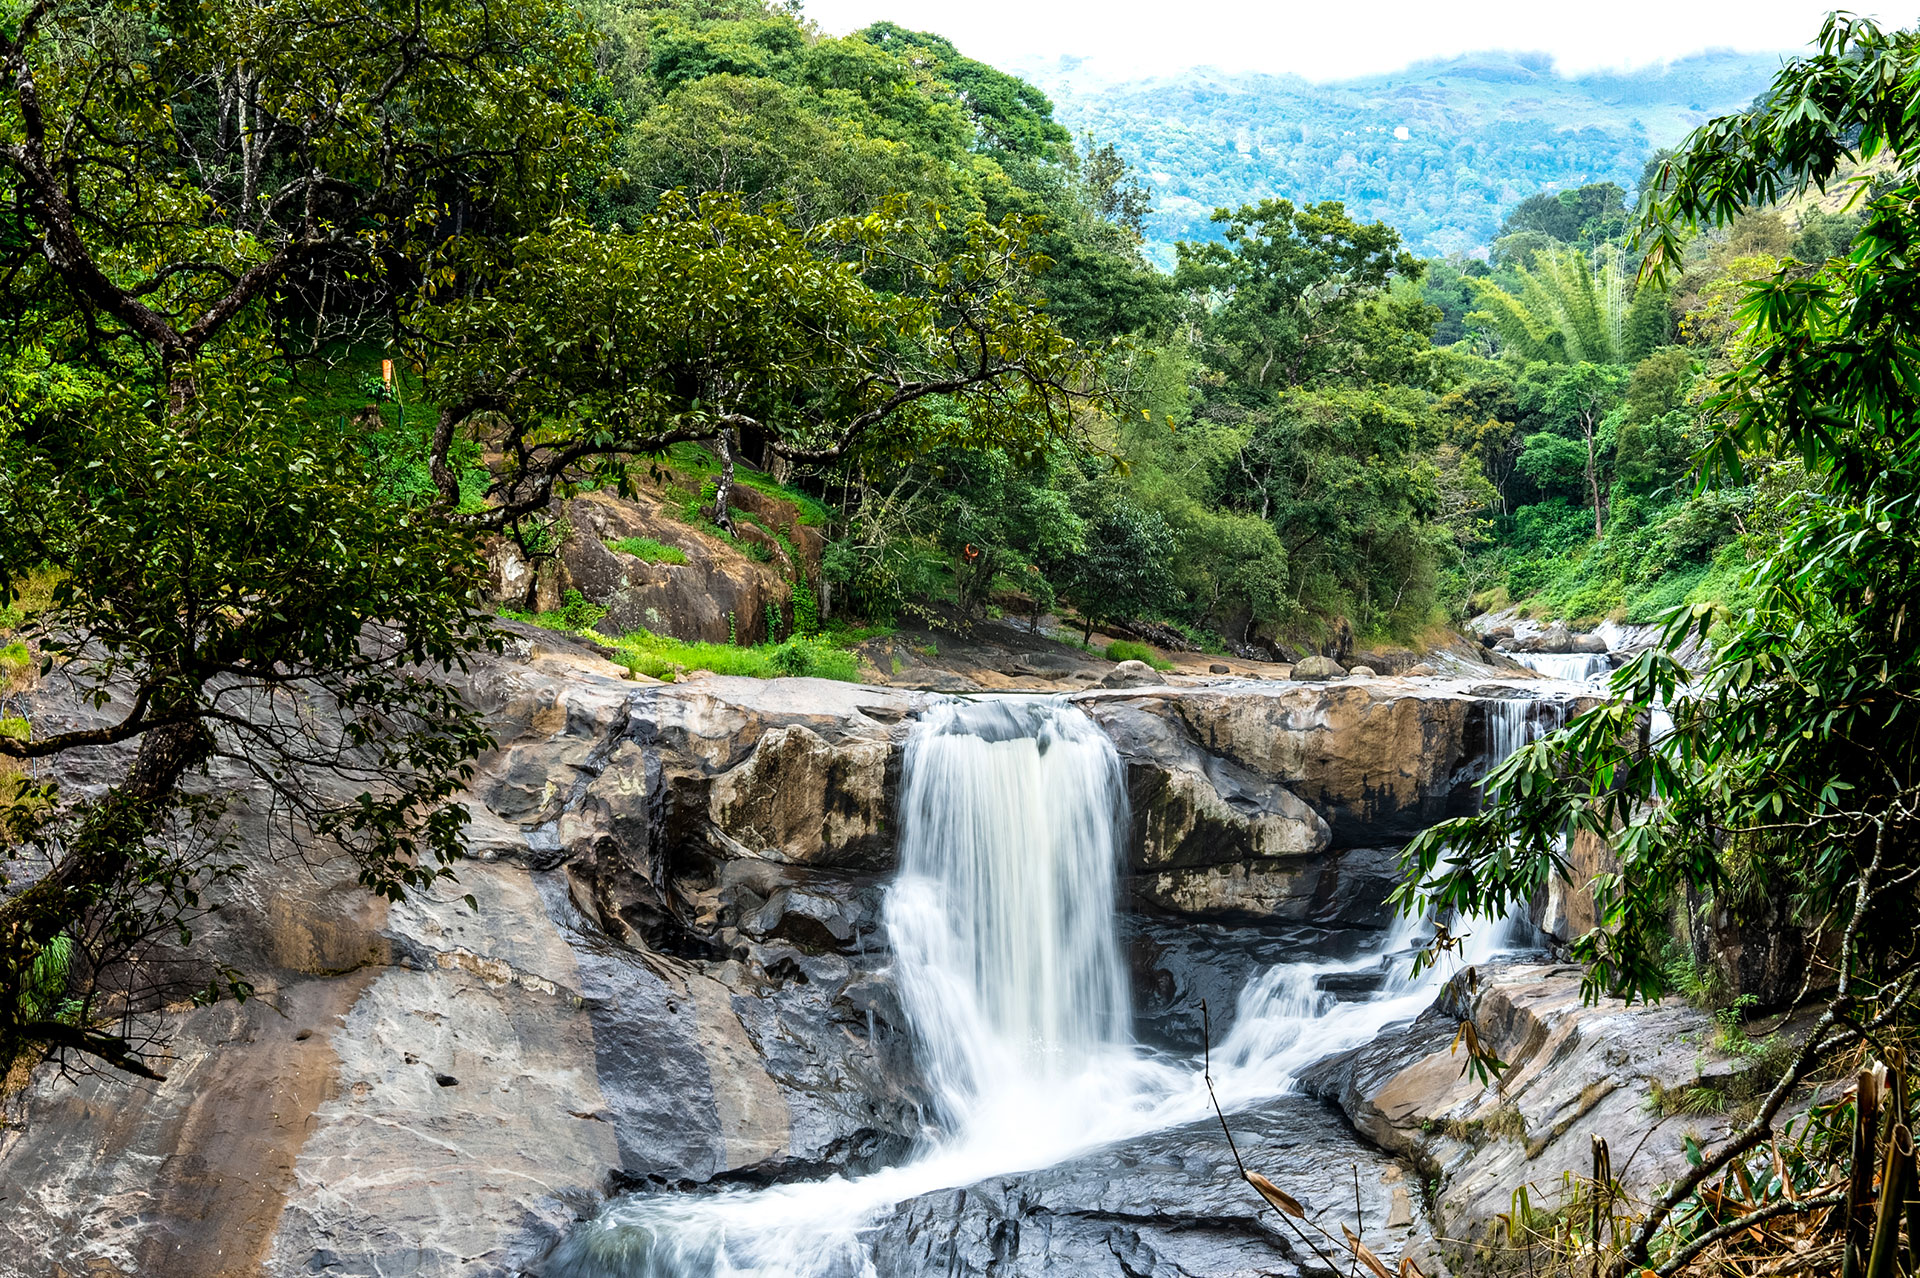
0, 634, 930, 1278
866, 1101, 1439, 1278
0, 624, 1584, 1277
1301, 963, 1745, 1273
485, 486, 822, 647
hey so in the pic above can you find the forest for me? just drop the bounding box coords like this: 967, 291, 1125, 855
6, 2, 1920, 1276
1027, 49, 1781, 262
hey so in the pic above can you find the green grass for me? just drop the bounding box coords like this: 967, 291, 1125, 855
0, 715, 28, 741
604, 631, 860, 682
1106, 639, 1173, 670
606, 536, 688, 566
0, 642, 30, 673
498, 590, 863, 683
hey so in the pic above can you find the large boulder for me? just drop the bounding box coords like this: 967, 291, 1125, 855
1100, 658, 1161, 688
1290, 654, 1347, 680
0, 642, 931, 1278
1300, 964, 1741, 1274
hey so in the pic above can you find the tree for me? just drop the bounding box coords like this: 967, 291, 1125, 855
1540, 363, 1630, 537
1058, 501, 1175, 643
1467, 246, 1635, 364
1497, 181, 1628, 243
417, 195, 1101, 534
1401, 17, 1920, 1272
1174, 198, 1426, 391
0, 0, 598, 1077
0, 0, 596, 406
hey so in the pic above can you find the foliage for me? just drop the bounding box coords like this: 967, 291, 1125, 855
607, 537, 689, 566
1468, 247, 1634, 365
1104, 639, 1171, 670
416, 194, 1101, 524
506, 599, 861, 683
1174, 198, 1427, 391
1058, 499, 1176, 642
1403, 20, 1920, 1268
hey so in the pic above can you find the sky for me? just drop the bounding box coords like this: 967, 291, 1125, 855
802, 0, 1889, 81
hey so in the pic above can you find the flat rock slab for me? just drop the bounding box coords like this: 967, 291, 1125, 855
867, 1099, 1437, 1278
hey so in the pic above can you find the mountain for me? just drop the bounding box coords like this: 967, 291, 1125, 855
1019, 49, 1785, 264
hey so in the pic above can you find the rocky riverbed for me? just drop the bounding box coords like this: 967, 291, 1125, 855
0, 628, 1749, 1278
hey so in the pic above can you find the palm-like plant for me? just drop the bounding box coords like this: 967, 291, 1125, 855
1468, 246, 1630, 364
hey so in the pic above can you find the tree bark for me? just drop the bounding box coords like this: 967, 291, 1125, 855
1583, 413, 1605, 539
710, 430, 736, 534
0, 717, 209, 956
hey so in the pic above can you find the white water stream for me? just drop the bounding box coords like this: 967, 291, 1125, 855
1507, 651, 1612, 683
550, 694, 1553, 1277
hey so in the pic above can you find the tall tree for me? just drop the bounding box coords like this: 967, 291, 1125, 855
1174, 199, 1425, 391
1401, 16, 1920, 1273
0, 0, 599, 1077
416, 195, 1101, 533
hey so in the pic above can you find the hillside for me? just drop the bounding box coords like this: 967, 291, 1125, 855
1020, 49, 1784, 262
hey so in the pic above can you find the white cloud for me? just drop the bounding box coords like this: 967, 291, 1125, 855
799, 0, 1883, 81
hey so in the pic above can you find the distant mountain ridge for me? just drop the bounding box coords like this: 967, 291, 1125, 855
1018, 49, 1785, 263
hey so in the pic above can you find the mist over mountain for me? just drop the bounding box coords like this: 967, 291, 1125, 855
1020, 49, 1784, 262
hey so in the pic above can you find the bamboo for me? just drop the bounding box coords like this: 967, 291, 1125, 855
1865, 1124, 1911, 1278
1844, 1068, 1881, 1278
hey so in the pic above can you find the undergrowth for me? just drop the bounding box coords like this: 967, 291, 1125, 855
501, 590, 862, 683
1106, 639, 1173, 670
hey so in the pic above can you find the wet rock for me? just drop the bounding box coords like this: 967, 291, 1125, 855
1210, 663, 1232, 674
1095, 683, 1544, 851
1300, 963, 1736, 1273
865, 1101, 1436, 1278
1404, 664, 1437, 677
707, 724, 895, 871
1290, 654, 1347, 680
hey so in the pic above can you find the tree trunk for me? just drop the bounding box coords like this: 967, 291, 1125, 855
1583, 416, 1605, 539
0, 714, 208, 1001
710, 430, 736, 534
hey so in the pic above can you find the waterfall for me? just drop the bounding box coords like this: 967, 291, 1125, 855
1508, 651, 1611, 683
887, 699, 1131, 1129
1484, 695, 1566, 766
545, 693, 1544, 1277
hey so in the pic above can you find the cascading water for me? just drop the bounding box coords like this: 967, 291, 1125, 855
546, 693, 1547, 1278
1508, 651, 1611, 683
886, 698, 1132, 1131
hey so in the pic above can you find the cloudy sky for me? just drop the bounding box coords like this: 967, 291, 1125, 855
802, 0, 1885, 81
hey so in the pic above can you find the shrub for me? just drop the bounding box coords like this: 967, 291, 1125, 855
599, 629, 862, 684
767, 635, 860, 681
0, 642, 31, 692
1105, 639, 1172, 670
606, 536, 687, 566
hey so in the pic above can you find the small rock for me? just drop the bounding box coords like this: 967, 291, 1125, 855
1387, 1185, 1414, 1228
1100, 659, 1159, 689
1348, 665, 1377, 678
1208, 663, 1231, 675
1289, 654, 1347, 680
1404, 664, 1437, 677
